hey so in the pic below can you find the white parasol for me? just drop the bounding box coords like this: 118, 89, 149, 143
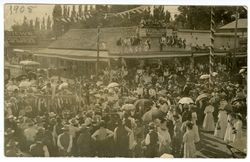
121, 104, 135, 111
200, 74, 210, 79
59, 82, 69, 90
107, 82, 119, 88
19, 81, 31, 88
178, 97, 194, 104
239, 69, 246, 74
195, 93, 210, 103
160, 153, 174, 158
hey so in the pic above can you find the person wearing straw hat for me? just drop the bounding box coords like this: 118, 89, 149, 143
23, 119, 38, 150
224, 113, 236, 143
157, 118, 171, 155
183, 121, 196, 158
214, 108, 228, 139
57, 125, 73, 157
172, 114, 183, 158
202, 101, 215, 132
232, 113, 243, 143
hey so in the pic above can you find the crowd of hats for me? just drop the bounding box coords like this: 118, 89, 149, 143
4, 60, 247, 157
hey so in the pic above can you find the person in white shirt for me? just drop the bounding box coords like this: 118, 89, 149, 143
144, 122, 159, 157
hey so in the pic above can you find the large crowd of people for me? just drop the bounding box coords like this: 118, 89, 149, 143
4, 59, 247, 158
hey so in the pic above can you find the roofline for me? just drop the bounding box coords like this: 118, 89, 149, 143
48, 47, 108, 52
69, 26, 138, 31
177, 29, 210, 33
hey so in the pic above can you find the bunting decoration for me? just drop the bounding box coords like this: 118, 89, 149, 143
56, 5, 162, 25
114, 5, 148, 18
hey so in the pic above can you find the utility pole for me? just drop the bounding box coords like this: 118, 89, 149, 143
96, 25, 100, 77
233, 6, 239, 72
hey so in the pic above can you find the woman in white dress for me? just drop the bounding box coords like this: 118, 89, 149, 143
232, 113, 243, 143
191, 106, 200, 143
214, 109, 228, 139
203, 104, 215, 131
158, 118, 171, 155
183, 122, 196, 158
224, 113, 236, 143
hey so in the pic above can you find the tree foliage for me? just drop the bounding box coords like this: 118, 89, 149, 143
174, 6, 247, 30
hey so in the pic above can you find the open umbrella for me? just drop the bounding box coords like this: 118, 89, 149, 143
96, 81, 103, 86
121, 104, 135, 111
195, 93, 210, 103
20, 60, 40, 66
178, 97, 194, 104
239, 69, 246, 74
59, 82, 69, 90
200, 74, 210, 79
19, 81, 31, 88
107, 82, 119, 88
160, 153, 174, 158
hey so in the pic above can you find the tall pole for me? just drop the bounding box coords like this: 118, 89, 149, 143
209, 7, 215, 88
233, 6, 239, 71
96, 25, 100, 77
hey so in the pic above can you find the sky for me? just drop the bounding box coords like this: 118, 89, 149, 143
4, 4, 179, 30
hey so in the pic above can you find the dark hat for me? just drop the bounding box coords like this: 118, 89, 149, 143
26, 118, 34, 126
173, 114, 180, 120
236, 113, 243, 120
186, 121, 193, 129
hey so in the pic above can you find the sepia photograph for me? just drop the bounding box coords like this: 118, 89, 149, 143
3, 3, 247, 158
